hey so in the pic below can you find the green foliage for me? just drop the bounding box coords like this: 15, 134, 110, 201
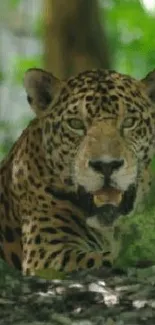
11, 55, 43, 84
0, 0, 44, 159
0, 121, 14, 160
115, 177, 155, 268
0, 117, 32, 160
102, 0, 155, 77
117, 209, 155, 267
9, 0, 21, 8
150, 157, 155, 172
0, 70, 4, 83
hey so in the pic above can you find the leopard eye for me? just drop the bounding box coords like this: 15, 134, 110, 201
122, 117, 137, 129
67, 118, 85, 136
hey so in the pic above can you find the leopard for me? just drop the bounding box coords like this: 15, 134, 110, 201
0, 67, 155, 275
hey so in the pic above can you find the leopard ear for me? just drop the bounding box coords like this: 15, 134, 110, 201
24, 68, 61, 116
141, 69, 155, 102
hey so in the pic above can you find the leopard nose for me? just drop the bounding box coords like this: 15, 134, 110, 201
88, 159, 124, 176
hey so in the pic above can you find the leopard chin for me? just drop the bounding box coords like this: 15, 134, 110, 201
86, 205, 120, 229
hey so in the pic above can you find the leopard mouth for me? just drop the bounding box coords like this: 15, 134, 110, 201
77, 184, 137, 226
93, 187, 123, 207
45, 182, 136, 227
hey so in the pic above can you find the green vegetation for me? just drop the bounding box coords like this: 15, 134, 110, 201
103, 0, 155, 78
117, 184, 155, 267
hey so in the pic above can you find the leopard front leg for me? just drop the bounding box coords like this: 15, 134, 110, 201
22, 210, 114, 275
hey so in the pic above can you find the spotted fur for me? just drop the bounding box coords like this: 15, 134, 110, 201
0, 68, 155, 275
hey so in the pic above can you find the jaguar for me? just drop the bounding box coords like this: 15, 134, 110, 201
0, 67, 155, 275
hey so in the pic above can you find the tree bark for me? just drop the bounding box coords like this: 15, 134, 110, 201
44, 0, 110, 79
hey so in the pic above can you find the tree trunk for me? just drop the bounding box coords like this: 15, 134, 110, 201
44, 0, 110, 79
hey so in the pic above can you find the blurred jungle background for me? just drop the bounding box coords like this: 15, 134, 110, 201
1, 0, 155, 268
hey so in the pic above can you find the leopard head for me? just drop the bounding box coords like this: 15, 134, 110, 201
24, 68, 155, 229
